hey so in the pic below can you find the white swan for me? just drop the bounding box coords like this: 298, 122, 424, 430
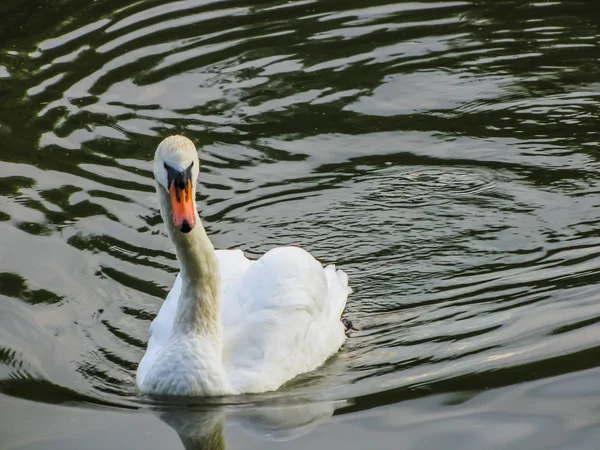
136, 135, 352, 397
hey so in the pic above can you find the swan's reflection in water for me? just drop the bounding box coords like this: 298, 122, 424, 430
157, 400, 343, 450
160, 409, 225, 450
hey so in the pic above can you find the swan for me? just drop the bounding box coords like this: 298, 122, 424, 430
136, 135, 352, 397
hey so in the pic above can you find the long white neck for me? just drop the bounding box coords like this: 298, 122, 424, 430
157, 184, 221, 341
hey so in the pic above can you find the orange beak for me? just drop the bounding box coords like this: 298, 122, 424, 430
169, 179, 196, 233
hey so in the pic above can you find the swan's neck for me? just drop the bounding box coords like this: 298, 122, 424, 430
158, 185, 221, 340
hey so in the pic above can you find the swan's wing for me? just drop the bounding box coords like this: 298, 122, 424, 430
221, 246, 350, 393
136, 273, 182, 385
215, 248, 255, 288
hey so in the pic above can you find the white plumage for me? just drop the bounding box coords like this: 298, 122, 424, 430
136, 135, 351, 397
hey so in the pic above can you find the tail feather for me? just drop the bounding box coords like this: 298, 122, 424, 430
324, 264, 351, 320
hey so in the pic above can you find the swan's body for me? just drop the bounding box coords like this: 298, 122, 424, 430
136, 135, 351, 397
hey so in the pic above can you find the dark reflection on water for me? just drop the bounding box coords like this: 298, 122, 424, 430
1, 0, 600, 448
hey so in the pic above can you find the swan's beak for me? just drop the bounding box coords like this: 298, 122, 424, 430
169, 179, 196, 233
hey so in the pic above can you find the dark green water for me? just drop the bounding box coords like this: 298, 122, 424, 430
2, 0, 600, 448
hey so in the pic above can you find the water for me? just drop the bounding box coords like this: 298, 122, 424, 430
1, 0, 600, 448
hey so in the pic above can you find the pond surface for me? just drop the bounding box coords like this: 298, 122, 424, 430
1, 0, 600, 449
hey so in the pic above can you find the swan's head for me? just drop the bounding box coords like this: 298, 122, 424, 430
154, 135, 200, 234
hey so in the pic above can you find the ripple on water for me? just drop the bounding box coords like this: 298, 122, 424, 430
0, 0, 600, 419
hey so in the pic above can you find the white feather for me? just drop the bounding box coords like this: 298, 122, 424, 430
138, 246, 350, 395
136, 135, 351, 396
